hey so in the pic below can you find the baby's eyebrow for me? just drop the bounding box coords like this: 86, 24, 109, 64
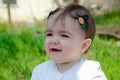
45, 29, 52, 33
45, 29, 73, 36
59, 31, 73, 36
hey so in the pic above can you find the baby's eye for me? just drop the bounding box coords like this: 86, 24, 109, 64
46, 33, 53, 36
61, 34, 69, 38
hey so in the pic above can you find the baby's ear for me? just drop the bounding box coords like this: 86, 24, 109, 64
81, 38, 92, 53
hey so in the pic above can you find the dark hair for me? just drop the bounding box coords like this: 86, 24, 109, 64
47, 4, 96, 41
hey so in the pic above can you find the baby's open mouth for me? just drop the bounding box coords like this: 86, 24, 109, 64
50, 48, 62, 52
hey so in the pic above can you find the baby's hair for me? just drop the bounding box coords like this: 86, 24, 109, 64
47, 4, 96, 41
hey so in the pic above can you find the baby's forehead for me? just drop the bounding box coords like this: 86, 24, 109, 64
47, 15, 85, 35
47, 14, 77, 28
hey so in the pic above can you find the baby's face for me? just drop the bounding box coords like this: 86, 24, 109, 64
45, 15, 86, 64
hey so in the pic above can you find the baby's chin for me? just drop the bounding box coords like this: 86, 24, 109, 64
51, 58, 67, 64
54, 60, 72, 64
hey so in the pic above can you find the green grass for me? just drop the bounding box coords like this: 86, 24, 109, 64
0, 23, 48, 80
94, 9, 120, 28
0, 9, 120, 80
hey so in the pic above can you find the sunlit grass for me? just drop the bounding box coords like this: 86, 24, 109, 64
94, 9, 120, 28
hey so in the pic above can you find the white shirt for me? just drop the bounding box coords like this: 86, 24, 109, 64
31, 58, 107, 80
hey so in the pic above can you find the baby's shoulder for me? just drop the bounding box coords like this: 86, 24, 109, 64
34, 60, 54, 71
82, 58, 100, 68
32, 60, 54, 75
80, 58, 100, 70
31, 60, 55, 80
77, 58, 107, 79
78, 58, 102, 74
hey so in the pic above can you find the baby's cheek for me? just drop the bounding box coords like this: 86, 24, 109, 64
62, 44, 73, 53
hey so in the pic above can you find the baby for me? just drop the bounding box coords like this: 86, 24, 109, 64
31, 4, 107, 80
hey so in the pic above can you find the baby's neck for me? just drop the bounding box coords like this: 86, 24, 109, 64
56, 60, 80, 73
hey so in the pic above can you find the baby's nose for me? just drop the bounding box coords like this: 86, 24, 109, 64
49, 38, 60, 44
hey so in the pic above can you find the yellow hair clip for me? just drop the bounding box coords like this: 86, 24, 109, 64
78, 17, 86, 29
78, 17, 84, 24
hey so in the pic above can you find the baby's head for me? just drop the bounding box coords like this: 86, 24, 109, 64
47, 4, 96, 41
45, 4, 96, 63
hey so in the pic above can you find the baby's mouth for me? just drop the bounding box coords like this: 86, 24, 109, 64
50, 48, 62, 52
